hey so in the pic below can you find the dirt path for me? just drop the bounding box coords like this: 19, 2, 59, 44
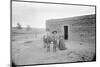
12, 35, 95, 65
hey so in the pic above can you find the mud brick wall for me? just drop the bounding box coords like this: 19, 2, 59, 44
46, 14, 96, 43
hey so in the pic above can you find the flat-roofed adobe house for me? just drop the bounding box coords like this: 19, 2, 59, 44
46, 14, 96, 43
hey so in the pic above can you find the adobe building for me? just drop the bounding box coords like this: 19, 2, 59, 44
46, 14, 96, 43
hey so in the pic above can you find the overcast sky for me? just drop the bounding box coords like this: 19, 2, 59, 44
12, 1, 95, 28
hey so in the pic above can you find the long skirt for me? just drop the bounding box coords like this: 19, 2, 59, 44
59, 39, 66, 50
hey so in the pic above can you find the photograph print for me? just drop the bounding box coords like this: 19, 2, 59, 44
11, 0, 96, 66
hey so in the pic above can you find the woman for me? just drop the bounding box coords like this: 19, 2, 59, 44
59, 35, 67, 50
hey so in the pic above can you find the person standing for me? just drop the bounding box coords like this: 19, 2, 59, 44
59, 35, 67, 50
52, 31, 59, 52
43, 31, 51, 52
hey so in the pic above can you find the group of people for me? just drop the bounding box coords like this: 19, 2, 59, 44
43, 31, 66, 53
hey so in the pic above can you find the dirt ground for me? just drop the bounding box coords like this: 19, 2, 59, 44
11, 32, 95, 65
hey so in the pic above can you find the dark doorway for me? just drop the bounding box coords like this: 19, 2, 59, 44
64, 26, 68, 40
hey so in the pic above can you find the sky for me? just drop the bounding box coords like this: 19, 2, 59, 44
12, 1, 95, 28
